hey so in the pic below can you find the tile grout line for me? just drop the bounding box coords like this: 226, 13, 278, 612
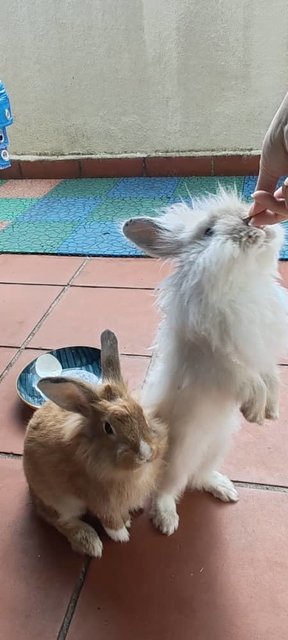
0, 345, 152, 359
0, 343, 288, 368
0, 281, 157, 291
0, 258, 89, 384
1, 450, 288, 495
233, 480, 288, 493
57, 557, 90, 640
0, 452, 22, 459
0, 281, 85, 287
71, 284, 156, 291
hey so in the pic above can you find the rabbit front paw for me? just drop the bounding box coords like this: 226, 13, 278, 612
241, 400, 266, 425
195, 471, 239, 503
264, 398, 279, 421
262, 370, 279, 421
70, 526, 103, 558
104, 526, 130, 543
150, 494, 179, 536
240, 375, 266, 425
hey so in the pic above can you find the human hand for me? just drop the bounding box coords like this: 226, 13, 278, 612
249, 92, 288, 226
250, 178, 288, 226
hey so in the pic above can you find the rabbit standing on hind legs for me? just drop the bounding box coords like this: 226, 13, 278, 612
123, 189, 288, 536
23, 330, 167, 557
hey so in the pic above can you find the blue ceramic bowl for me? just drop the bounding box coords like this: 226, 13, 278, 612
17, 346, 102, 409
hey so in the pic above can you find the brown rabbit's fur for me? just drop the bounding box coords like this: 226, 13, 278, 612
23, 332, 167, 557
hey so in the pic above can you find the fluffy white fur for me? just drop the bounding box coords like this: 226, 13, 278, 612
123, 189, 288, 535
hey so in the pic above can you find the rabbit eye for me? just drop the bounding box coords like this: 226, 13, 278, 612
204, 227, 213, 237
103, 422, 115, 436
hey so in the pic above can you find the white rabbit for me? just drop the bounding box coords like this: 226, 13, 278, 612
123, 188, 288, 535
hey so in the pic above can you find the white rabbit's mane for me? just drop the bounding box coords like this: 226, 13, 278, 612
156, 191, 286, 370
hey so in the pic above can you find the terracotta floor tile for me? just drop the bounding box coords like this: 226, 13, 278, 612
30, 287, 158, 355
278, 261, 288, 286
120, 355, 150, 391
67, 488, 288, 640
269, 262, 288, 364
0, 254, 84, 285
0, 284, 61, 347
75, 257, 286, 291
0, 349, 43, 453
224, 365, 288, 485
0, 178, 61, 198
74, 258, 172, 289
0, 458, 83, 640
0, 347, 17, 375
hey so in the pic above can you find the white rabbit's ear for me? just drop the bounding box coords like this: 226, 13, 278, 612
123, 217, 183, 257
38, 377, 97, 417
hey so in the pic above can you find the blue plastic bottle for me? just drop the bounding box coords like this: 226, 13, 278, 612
0, 81, 13, 170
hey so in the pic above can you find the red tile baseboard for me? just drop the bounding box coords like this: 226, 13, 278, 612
1, 160, 21, 179
212, 154, 260, 176
20, 159, 81, 179
0, 154, 260, 179
144, 155, 212, 176
81, 157, 144, 177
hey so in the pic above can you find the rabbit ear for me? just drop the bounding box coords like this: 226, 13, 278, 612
100, 330, 123, 382
38, 377, 96, 417
123, 217, 183, 257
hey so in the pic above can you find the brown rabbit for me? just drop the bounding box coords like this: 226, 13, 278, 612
23, 330, 167, 557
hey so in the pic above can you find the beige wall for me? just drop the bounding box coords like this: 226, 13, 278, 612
2, 0, 288, 157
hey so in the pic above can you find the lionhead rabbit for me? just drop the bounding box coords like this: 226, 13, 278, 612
23, 330, 167, 557
123, 188, 288, 536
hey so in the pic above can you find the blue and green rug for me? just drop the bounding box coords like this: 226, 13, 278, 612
0, 176, 287, 258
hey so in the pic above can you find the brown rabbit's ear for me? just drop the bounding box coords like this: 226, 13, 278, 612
38, 377, 97, 417
100, 330, 123, 383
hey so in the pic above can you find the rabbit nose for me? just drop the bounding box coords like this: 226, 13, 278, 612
138, 440, 152, 461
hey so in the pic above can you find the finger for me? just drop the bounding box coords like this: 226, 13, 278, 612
250, 209, 288, 226
274, 177, 288, 201
251, 191, 288, 216
283, 177, 288, 207
248, 200, 266, 217
274, 186, 284, 200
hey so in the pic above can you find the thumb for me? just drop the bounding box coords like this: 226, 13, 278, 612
249, 199, 266, 217
251, 190, 288, 216
282, 177, 288, 208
